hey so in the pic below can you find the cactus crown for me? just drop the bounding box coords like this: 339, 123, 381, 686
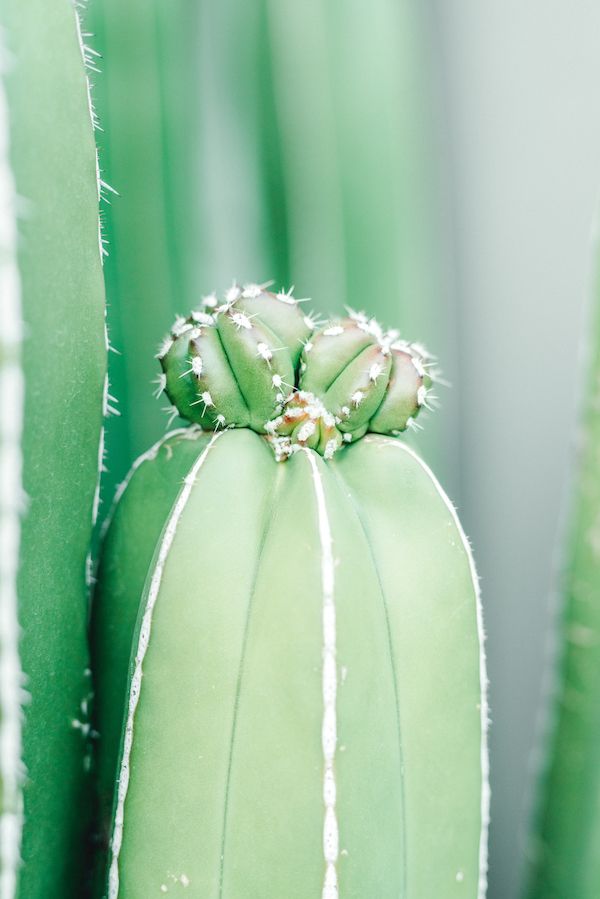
158, 282, 438, 458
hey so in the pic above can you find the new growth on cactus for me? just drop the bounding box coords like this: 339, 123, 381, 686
93, 283, 488, 898
157, 282, 438, 460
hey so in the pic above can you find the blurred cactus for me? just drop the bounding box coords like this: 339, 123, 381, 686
89, 0, 456, 505
524, 230, 600, 898
0, 0, 106, 894
0, 33, 25, 899
92, 289, 488, 897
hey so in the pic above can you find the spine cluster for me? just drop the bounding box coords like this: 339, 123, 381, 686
158, 282, 440, 458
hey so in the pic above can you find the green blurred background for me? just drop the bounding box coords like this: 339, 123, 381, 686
87, 1, 600, 896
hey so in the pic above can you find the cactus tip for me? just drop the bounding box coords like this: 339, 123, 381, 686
157, 281, 440, 458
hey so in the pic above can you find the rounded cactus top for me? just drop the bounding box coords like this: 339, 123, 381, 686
158, 282, 438, 459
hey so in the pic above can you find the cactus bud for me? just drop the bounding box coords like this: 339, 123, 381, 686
296, 313, 432, 443
266, 391, 344, 460
159, 288, 436, 460
159, 285, 312, 433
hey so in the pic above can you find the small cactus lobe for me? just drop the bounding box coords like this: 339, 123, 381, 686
158, 285, 437, 459
159, 284, 312, 432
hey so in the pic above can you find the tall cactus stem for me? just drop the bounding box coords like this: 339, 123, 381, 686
1, 0, 108, 890
95, 294, 488, 896
108, 431, 224, 898
0, 40, 24, 899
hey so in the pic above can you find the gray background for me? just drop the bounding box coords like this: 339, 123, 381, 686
430, 3, 600, 896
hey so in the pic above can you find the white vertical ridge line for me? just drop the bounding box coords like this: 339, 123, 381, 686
369, 437, 490, 898
99, 427, 198, 541
108, 430, 223, 899
304, 450, 340, 899
0, 37, 25, 899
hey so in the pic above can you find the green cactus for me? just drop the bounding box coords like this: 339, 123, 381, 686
523, 236, 600, 898
93, 286, 488, 897
0, 0, 107, 894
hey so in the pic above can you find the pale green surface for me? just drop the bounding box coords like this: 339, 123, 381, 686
335, 436, 483, 895
96, 428, 484, 896
0, 0, 107, 894
523, 252, 600, 899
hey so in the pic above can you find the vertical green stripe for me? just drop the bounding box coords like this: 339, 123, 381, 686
1, 0, 107, 894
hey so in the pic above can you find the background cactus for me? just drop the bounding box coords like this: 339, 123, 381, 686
92, 290, 488, 897
88, 0, 458, 510
0, 0, 107, 894
0, 34, 25, 899
523, 229, 600, 898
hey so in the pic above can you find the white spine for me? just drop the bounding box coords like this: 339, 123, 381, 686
375, 438, 490, 898
72, 1, 103, 258
0, 39, 24, 899
305, 450, 340, 899
73, 0, 108, 595
108, 431, 222, 898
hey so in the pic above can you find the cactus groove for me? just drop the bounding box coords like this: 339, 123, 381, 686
94, 425, 488, 897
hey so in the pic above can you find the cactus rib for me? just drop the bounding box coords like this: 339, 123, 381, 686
364, 439, 490, 898
216, 464, 285, 897
108, 430, 224, 897
304, 449, 340, 898
0, 40, 24, 898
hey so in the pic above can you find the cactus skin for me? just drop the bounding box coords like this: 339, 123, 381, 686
93, 424, 488, 896
524, 250, 600, 898
0, 0, 107, 894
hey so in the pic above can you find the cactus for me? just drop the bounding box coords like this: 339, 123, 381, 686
0, 0, 107, 894
523, 233, 600, 897
93, 285, 488, 897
